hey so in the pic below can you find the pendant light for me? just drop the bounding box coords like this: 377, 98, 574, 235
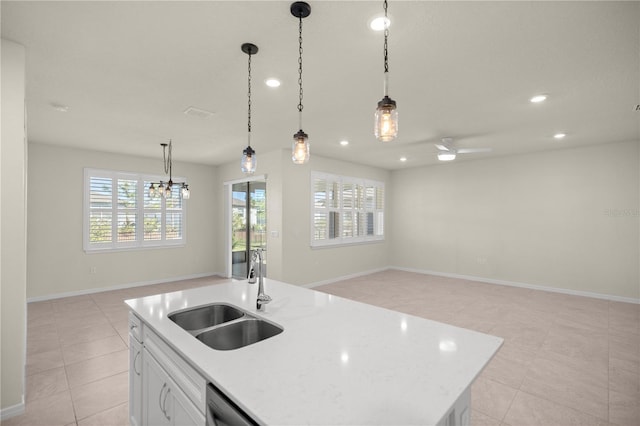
374, 0, 398, 142
148, 140, 190, 199
241, 43, 258, 175
291, 2, 311, 164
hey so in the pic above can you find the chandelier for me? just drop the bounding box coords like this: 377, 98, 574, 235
148, 140, 190, 199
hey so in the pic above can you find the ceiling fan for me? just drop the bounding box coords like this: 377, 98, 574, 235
435, 137, 492, 161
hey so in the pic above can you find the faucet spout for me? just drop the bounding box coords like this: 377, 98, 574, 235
250, 249, 271, 311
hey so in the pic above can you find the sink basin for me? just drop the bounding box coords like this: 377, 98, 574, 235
169, 303, 283, 350
196, 318, 283, 350
169, 303, 244, 332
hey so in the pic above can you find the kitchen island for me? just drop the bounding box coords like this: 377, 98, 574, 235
126, 278, 503, 425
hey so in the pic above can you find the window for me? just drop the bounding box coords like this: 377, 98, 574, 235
311, 171, 384, 247
84, 168, 187, 252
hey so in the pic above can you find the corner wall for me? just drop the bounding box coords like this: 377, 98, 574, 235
27, 143, 219, 299
280, 151, 391, 285
389, 141, 640, 300
217, 149, 391, 286
1, 39, 27, 416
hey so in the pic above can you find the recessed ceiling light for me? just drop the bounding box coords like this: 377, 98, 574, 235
339, 140, 349, 146
530, 94, 547, 103
399, 156, 407, 162
51, 103, 69, 112
369, 16, 390, 31
265, 78, 281, 88
554, 133, 566, 139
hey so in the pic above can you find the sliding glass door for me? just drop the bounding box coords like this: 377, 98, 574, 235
231, 180, 266, 279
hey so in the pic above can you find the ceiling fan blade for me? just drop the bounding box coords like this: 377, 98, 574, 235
457, 147, 492, 154
434, 144, 450, 151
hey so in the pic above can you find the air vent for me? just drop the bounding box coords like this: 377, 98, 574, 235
183, 106, 214, 118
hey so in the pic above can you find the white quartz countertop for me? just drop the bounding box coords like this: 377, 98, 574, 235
126, 278, 503, 425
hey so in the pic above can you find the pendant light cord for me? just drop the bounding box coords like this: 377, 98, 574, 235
297, 14, 304, 129
163, 141, 172, 180
383, 0, 389, 73
247, 48, 252, 145
383, 0, 390, 96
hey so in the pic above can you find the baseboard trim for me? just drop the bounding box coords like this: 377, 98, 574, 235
26, 268, 639, 305
302, 267, 391, 288
391, 266, 640, 304
0, 400, 25, 421
27, 272, 223, 303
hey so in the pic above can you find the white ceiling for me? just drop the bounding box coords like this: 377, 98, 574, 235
2, 1, 639, 170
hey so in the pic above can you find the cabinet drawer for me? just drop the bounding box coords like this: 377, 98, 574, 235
128, 311, 143, 343
144, 327, 206, 414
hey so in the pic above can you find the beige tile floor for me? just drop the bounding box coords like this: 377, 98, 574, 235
2, 271, 638, 425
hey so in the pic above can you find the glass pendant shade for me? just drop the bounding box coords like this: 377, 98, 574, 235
181, 184, 190, 199
375, 95, 398, 142
164, 184, 172, 199
292, 130, 310, 164
149, 184, 156, 198
241, 146, 257, 174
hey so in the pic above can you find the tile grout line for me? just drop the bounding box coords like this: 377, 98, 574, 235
501, 321, 552, 424
91, 292, 129, 348
53, 300, 83, 425
501, 308, 613, 424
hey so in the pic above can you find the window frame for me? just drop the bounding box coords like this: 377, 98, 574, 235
83, 168, 187, 253
310, 171, 385, 248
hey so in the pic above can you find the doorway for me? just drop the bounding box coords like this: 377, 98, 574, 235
230, 179, 266, 279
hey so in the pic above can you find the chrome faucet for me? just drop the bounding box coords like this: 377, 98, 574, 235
248, 249, 271, 311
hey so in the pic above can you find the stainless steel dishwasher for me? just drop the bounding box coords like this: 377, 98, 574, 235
206, 383, 258, 426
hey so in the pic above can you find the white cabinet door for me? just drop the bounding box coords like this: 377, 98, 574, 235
129, 336, 143, 426
142, 348, 205, 426
142, 348, 172, 426
171, 385, 205, 426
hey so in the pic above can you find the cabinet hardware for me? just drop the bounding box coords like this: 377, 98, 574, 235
159, 383, 167, 415
133, 351, 141, 376
163, 388, 172, 421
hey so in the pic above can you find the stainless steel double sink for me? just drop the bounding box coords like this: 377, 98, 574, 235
168, 303, 283, 350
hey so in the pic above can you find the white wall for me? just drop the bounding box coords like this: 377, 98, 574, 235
27, 143, 219, 299
389, 140, 640, 300
1, 39, 27, 415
